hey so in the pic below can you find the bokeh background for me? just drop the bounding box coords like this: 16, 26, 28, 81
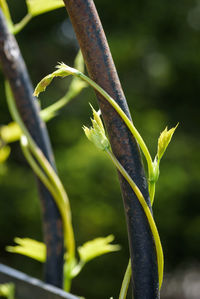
0, 1, 200, 298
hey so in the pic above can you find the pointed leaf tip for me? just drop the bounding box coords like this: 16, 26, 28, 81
83, 105, 110, 151
34, 75, 53, 97
78, 235, 121, 264
157, 123, 178, 161
6, 237, 46, 263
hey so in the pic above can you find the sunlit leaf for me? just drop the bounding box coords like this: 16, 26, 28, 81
34, 63, 78, 97
26, 0, 65, 17
78, 235, 120, 264
83, 105, 110, 151
6, 237, 46, 263
157, 124, 178, 161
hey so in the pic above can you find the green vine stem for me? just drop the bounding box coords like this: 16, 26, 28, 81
119, 259, 131, 299
12, 14, 32, 35
77, 72, 158, 204
105, 148, 163, 290
76, 72, 153, 176
35, 65, 165, 292
34, 65, 156, 202
5, 81, 75, 290
0, 0, 13, 32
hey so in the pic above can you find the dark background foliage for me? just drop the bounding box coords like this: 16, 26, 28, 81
0, 1, 200, 298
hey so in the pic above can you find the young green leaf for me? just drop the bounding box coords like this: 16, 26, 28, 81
78, 235, 120, 264
6, 237, 46, 263
26, 0, 65, 17
157, 124, 178, 161
35, 50, 87, 121
83, 105, 110, 151
34, 64, 76, 97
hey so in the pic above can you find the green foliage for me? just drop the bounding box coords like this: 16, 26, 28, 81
6, 237, 46, 262
0, 145, 10, 163
6, 235, 120, 289
0, 122, 21, 143
35, 60, 166, 291
0, 1, 199, 298
0, 283, 15, 299
34, 63, 78, 97
83, 105, 110, 151
157, 125, 178, 162
78, 235, 120, 264
26, 0, 65, 17
0, 0, 65, 35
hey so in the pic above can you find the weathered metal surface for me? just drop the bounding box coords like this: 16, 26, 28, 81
0, 9, 64, 287
0, 264, 79, 299
63, 1, 159, 298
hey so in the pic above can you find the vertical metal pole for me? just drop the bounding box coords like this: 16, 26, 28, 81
0, 9, 64, 288
63, 1, 159, 298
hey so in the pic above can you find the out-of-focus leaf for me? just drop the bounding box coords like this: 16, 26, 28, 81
0, 146, 11, 163
0, 0, 13, 31
6, 237, 46, 263
78, 235, 120, 264
68, 50, 87, 97
26, 0, 65, 17
1, 122, 21, 143
0, 283, 15, 299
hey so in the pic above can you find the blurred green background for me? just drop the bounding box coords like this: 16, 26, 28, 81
0, 1, 200, 298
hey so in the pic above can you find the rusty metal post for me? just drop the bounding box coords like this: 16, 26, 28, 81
63, 1, 159, 298
0, 9, 64, 288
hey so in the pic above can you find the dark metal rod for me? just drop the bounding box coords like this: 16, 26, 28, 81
0, 264, 79, 299
0, 9, 64, 288
63, 1, 159, 297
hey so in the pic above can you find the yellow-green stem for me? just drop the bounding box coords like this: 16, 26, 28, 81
105, 149, 163, 290
0, 0, 13, 32
5, 81, 75, 264
20, 136, 74, 291
13, 14, 32, 35
149, 181, 156, 205
40, 92, 73, 121
119, 259, 131, 299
